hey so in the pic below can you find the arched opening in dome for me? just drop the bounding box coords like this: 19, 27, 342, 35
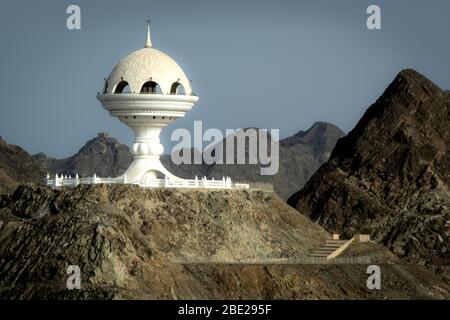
170, 82, 186, 95
140, 81, 162, 94
114, 81, 132, 94
103, 81, 108, 94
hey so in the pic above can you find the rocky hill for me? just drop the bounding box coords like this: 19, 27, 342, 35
0, 184, 448, 299
288, 70, 450, 272
33, 133, 133, 178
33, 122, 344, 200
0, 137, 44, 195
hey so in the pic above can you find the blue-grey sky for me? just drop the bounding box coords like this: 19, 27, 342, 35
1, 0, 449, 158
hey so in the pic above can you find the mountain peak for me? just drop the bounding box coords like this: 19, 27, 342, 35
79, 133, 122, 152
288, 69, 450, 267
380, 69, 445, 106
295, 121, 343, 139
330, 68, 448, 161
280, 122, 344, 159
396, 68, 427, 81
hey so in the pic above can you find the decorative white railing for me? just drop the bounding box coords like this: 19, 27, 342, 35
45, 174, 250, 190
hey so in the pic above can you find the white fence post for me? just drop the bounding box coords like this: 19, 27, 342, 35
75, 173, 80, 186
164, 175, 169, 188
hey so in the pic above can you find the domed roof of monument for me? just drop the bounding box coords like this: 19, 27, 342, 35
104, 26, 192, 95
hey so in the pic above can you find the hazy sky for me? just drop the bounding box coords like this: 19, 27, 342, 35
1, 0, 450, 158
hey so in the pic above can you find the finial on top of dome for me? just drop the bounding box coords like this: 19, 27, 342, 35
145, 19, 152, 48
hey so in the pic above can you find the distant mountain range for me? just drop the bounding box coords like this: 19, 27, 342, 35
288, 69, 450, 275
0, 122, 344, 199
163, 122, 344, 199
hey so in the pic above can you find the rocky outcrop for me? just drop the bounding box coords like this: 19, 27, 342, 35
1, 184, 448, 299
288, 70, 450, 271
0, 184, 327, 299
0, 138, 44, 195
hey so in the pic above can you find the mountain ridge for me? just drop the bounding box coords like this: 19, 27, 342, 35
22, 122, 344, 199
288, 69, 450, 274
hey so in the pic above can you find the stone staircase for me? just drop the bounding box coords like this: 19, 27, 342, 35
308, 238, 354, 261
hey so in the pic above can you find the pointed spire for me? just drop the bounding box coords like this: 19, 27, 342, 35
145, 19, 152, 48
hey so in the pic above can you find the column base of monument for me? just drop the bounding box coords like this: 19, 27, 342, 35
120, 156, 181, 183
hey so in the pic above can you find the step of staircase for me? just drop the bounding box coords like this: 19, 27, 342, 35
325, 240, 347, 244
311, 249, 335, 253
307, 237, 354, 261
321, 244, 344, 249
